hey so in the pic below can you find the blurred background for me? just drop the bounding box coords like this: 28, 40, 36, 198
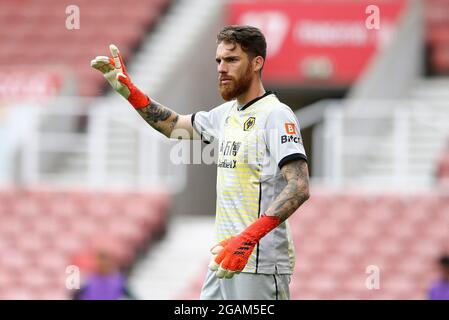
0, 0, 448, 300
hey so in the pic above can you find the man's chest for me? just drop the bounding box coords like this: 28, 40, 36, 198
217, 111, 267, 167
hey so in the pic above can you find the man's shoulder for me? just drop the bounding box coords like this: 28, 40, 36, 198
211, 100, 235, 113
264, 97, 295, 118
196, 100, 233, 113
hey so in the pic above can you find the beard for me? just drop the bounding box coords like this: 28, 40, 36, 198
218, 64, 253, 101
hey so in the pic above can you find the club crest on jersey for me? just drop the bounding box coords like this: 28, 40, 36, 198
244, 117, 256, 131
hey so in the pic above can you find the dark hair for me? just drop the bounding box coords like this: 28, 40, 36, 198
440, 255, 449, 266
217, 25, 267, 61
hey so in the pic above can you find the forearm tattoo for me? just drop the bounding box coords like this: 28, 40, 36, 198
265, 159, 310, 223
136, 100, 179, 137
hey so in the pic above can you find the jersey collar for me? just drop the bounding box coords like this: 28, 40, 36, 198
237, 91, 274, 111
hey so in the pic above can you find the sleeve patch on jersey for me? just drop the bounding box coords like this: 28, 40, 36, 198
284, 123, 296, 135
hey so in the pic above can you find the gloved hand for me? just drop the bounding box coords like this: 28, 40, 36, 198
208, 238, 233, 277
208, 215, 280, 279
90, 44, 150, 109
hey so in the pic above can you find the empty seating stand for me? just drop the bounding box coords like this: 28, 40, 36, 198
0, 0, 171, 96
289, 190, 449, 300
180, 190, 449, 300
0, 188, 171, 299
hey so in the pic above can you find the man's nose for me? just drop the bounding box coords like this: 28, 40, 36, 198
217, 62, 227, 74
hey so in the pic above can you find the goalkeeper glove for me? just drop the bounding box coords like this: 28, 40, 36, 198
90, 44, 150, 109
208, 215, 280, 279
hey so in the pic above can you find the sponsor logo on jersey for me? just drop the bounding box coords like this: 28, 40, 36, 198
244, 117, 256, 131
217, 159, 237, 169
281, 135, 301, 144
284, 123, 296, 134
220, 141, 241, 156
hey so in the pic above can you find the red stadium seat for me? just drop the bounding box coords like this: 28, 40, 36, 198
0, 188, 171, 299
1, 249, 32, 271
107, 219, 149, 249
179, 187, 449, 300
0, 0, 172, 96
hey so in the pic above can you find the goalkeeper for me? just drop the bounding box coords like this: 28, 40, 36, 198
91, 25, 310, 300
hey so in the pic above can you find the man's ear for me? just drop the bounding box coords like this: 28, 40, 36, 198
253, 56, 264, 73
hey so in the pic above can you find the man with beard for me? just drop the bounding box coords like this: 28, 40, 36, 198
91, 25, 310, 300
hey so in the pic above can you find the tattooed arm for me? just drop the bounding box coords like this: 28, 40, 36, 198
135, 99, 195, 139
265, 159, 310, 223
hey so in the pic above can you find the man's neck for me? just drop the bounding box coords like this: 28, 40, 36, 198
237, 79, 266, 106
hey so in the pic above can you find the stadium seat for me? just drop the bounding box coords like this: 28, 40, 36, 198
179, 187, 449, 300
0, 188, 171, 299
0, 0, 172, 97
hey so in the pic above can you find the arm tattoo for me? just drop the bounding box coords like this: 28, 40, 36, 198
265, 159, 310, 223
136, 100, 179, 137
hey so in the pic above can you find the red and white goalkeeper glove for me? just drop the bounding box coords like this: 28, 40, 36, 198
208, 215, 280, 279
90, 44, 150, 109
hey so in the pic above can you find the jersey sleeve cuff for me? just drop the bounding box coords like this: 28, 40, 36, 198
191, 112, 198, 133
278, 153, 308, 169
191, 112, 211, 144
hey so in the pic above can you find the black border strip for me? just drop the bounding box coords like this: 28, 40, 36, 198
278, 153, 308, 169
0, 300, 439, 317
